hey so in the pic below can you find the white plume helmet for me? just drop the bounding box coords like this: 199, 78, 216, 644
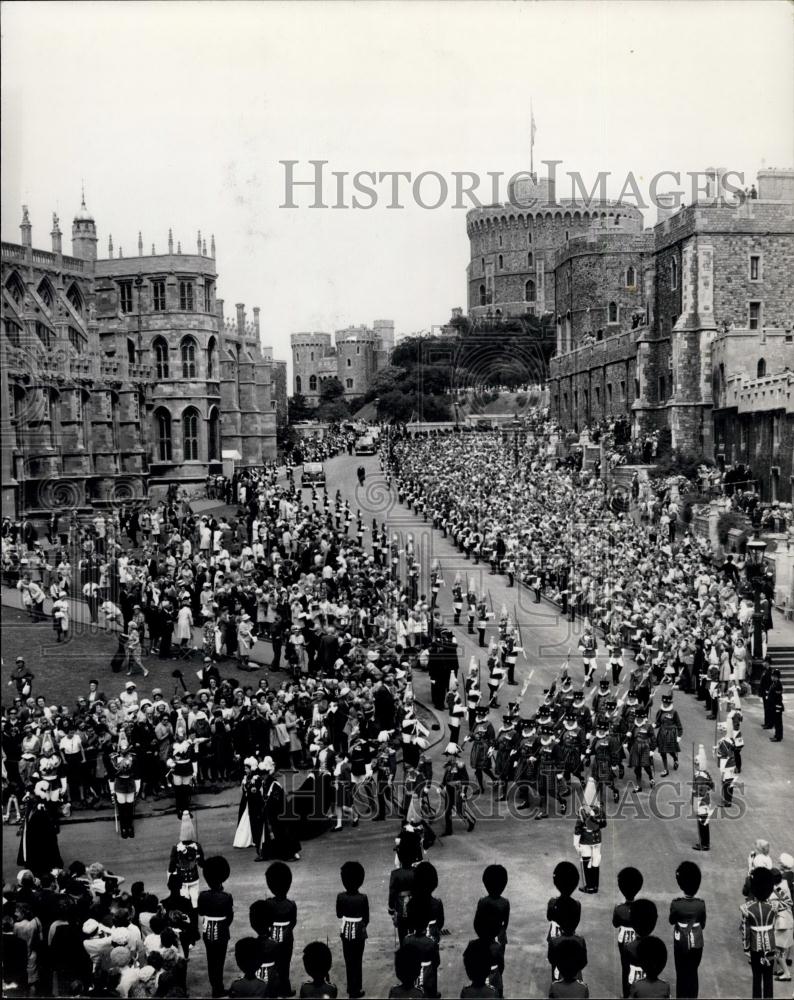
695, 743, 708, 772
468, 655, 478, 673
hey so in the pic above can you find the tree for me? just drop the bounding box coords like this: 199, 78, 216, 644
365, 365, 408, 401
288, 393, 313, 423
317, 398, 350, 422
319, 377, 345, 403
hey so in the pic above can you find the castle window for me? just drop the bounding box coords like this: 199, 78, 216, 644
295, 375, 302, 393
180, 336, 197, 378
37, 279, 54, 309
658, 375, 666, 400
498, 254, 503, 269
208, 407, 220, 462
596, 329, 604, 342
204, 280, 214, 312
346, 378, 353, 389
152, 279, 166, 312
607, 383, 613, 404
118, 281, 133, 314
749, 255, 761, 281
66, 282, 83, 315
5, 272, 24, 305
608, 302, 618, 324
179, 280, 194, 311
479, 284, 486, 306
527, 233, 532, 244
154, 337, 169, 379
35, 321, 52, 347
182, 407, 199, 461
347, 357, 352, 367
127, 339, 136, 366
155, 408, 172, 462
207, 337, 217, 379
310, 351, 314, 362
309, 375, 317, 392
757, 358, 766, 378
481, 258, 485, 271
527, 252, 533, 267
356, 345, 360, 354
525, 279, 536, 303
670, 257, 678, 290
633, 379, 639, 399
626, 266, 636, 288
748, 301, 761, 331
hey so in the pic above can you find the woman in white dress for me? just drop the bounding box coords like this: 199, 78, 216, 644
233, 757, 259, 849
175, 599, 193, 650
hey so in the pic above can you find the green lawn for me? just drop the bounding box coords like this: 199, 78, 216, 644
2, 606, 164, 708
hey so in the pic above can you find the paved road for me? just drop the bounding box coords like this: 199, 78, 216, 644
3, 449, 791, 998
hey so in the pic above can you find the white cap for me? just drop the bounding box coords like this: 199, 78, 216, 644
444, 742, 461, 755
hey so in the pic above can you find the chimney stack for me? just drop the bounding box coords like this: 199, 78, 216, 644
236, 303, 246, 334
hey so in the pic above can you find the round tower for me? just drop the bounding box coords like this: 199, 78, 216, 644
466, 196, 643, 319
291, 332, 332, 402
335, 330, 378, 397
72, 191, 98, 262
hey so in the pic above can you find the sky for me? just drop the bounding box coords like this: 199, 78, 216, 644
2, 1, 793, 364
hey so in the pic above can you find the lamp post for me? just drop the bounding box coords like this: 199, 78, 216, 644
745, 531, 768, 692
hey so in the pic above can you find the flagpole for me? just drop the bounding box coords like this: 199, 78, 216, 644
530, 100, 534, 179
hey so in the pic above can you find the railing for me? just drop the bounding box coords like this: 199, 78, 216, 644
32, 249, 56, 266
62, 255, 84, 272
2, 241, 27, 261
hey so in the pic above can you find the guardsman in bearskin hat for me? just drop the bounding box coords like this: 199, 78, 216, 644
109, 728, 140, 839
655, 691, 683, 776
197, 855, 234, 998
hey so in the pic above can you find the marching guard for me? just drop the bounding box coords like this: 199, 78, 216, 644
466, 705, 496, 794
109, 729, 140, 839
169, 811, 205, 915
493, 714, 517, 801
441, 742, 476, 835
627, 705, 657, 793
655, 692, 683, 776
536, 726, 567, 819
588, 720, 620, 803
578, 625, 598, 687
559, 712, 588, 792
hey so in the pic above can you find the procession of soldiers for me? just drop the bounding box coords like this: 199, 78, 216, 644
2, 418, 792, 999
